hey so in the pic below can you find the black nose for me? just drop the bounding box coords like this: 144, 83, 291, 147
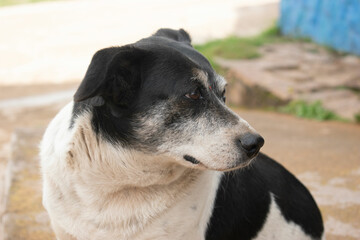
238, 133, 264, 158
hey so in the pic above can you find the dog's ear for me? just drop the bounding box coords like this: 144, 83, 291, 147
153, 28, 192, 45
74, 46, 146, 106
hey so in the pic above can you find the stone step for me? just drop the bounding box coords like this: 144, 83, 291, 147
3, 128, 54, 240
216, 42, 360, 120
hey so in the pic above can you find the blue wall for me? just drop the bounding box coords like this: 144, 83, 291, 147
280, 0, 360, 55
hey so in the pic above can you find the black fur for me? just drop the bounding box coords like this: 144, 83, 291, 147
206, 153, 324, 240
184, 155, 200, 164
72, 29, 230, 148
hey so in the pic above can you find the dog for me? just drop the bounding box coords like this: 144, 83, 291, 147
40, 28, 324, 240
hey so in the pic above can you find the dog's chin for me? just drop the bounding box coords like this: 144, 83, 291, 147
182, 154, 258, 172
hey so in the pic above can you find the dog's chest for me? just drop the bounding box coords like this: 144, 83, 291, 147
135, 171, 222, 240
44, 164, 221, 240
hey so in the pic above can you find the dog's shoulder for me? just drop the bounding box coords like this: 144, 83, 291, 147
206, 153, 324, 240
250, 153, 324, 239
206, 154, 271, 240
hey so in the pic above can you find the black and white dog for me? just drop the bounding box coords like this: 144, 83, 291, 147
40, 29, 324, 240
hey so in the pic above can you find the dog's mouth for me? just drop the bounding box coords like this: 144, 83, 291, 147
183, 155, 201, 165
183, 154, 257, 172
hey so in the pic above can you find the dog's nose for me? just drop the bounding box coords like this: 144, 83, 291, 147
238, 133, 264, 158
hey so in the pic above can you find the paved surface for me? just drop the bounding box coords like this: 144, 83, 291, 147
0, 0, 278, 85
0, 93, 359, 239
4, 128, 54, 240
217, 42, 360, 120
0, 90, 66, 240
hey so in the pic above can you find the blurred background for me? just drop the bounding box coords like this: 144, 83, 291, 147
0, 0, 359, 239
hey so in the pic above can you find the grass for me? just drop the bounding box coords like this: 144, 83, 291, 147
322, 44, 350, 57
194, 25, 297, 72
194, 24, 352, 72
355, 113, 360, 123
336, 86, 360, 95
0, 0, 55, 7
279, 100, 347, 121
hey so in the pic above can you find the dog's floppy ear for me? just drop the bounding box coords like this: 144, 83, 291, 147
153, 28, 192, 45
74, 46, 146, 106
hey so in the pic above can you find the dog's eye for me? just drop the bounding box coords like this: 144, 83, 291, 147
222, 89, 226, 103
185, 88, 202, 100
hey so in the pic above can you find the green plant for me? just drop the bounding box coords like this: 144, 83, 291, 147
195, 25, 283, 60
279, 100, 346, 121
193, 24, 299, 73
0, 0, 54, 7
355, 113, 360, 123
336, 86, 360, 94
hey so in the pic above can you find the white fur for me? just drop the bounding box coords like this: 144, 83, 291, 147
40, 102, 222, 240
215, 75, 227, 90
192, 68, 209, 89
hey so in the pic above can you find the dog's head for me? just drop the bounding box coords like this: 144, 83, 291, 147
73, 28, 264, 171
